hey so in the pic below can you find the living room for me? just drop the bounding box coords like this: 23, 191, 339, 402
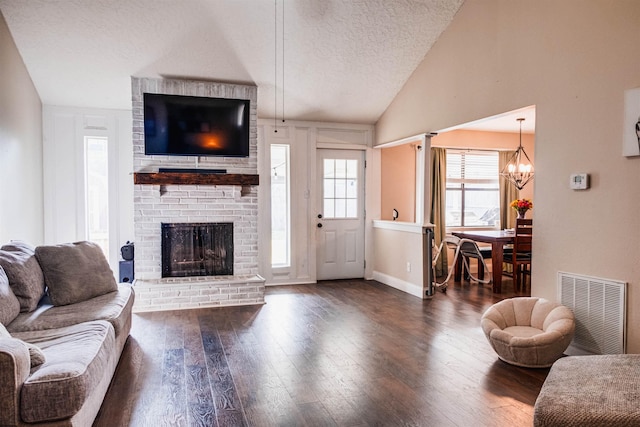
1, 1, 640, 426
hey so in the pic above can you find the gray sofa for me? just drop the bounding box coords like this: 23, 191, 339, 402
534, 354, 640, 426
0, 240, 134, 426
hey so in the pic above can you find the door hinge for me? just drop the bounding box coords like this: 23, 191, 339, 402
364, 160, 367, 168
364, 260, 366, 269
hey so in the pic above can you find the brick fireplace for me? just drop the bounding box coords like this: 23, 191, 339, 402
131, 77, 264, 312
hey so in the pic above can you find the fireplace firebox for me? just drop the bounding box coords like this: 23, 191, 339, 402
161, 222, 233, 278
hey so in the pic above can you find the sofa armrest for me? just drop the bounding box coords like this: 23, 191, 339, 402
0, 337, 31, 426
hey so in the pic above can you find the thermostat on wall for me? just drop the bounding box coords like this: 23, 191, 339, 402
570, 173, 589, 190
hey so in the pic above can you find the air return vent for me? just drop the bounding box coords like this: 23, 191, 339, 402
558, 272, 626, 355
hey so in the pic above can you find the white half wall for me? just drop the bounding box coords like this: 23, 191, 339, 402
372, 221, 429, 299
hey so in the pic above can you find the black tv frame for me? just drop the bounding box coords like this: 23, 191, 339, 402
143, 93, 250, 158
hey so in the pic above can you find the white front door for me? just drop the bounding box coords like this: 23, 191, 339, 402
316, 149, 365, 280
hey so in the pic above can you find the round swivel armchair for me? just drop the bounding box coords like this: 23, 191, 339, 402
481, 297, 575, 368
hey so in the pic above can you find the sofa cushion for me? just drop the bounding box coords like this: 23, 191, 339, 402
35, 241, 118, 306
0, 241, 45, 312
534, 355, 640, 426
7, 284, 134, 339
0, 266, 20, 325
15, 321, 116, 423
0, 322, 46, 368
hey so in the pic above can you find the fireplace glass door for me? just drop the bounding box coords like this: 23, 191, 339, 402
161, 222, 233, 278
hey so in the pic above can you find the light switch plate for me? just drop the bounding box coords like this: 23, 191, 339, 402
570, 173, 589, 190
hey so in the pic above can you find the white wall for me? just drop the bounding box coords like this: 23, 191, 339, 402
0, 13, 44, 244
376, 0, 640, 352
42, 106, 133, 270
40, 102, 376, 287
257, 120, 377, 285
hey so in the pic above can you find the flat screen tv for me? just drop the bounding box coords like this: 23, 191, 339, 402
143, 93, 250, 157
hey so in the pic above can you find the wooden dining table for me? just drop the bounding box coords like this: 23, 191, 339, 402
451, 230, 515, 293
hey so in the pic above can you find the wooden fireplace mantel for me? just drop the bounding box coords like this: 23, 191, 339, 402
133, 172, 259, 186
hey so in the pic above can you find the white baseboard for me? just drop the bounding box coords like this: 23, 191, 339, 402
372, 271, 424, 299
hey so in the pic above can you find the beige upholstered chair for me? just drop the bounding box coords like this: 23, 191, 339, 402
481, 297, 575, 368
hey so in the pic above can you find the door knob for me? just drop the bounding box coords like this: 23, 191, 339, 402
317, 223, 323, 228
317, 214, 323, 219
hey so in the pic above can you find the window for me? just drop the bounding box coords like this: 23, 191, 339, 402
323, 158, 358, 218
271, 145, 290, 267
84, 136, 110, 259
446, 150, 500, 228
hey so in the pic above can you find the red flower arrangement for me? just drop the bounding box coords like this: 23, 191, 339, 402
511, 198, 533, 218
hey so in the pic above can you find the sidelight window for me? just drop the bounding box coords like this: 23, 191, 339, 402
271, 145, 290, 267
84, 136, 110, 259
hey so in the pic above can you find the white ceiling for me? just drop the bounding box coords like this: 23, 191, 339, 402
0, 0, 466, 125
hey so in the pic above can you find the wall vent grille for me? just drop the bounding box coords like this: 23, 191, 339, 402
558, 272, 626, 355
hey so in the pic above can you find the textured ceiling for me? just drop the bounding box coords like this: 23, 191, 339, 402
0, 0, 465, 124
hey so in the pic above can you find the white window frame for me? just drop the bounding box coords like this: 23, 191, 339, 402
270, 144, 291, 268
83, 135, 110, 259
445, 149, 500, 230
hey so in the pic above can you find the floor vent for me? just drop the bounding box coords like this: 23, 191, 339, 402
558, 272, 626, 355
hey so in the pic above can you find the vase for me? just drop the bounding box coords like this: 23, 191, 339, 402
517, 209, 528, 219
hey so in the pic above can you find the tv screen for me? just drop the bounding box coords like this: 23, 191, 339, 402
143, 93, 250, 157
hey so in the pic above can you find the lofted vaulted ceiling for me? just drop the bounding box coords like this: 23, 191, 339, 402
0, 0, 465, 124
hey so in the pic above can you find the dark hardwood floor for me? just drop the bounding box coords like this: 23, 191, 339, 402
94, 277, 545, 427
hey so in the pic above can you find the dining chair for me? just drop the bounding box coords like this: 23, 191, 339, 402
432, 235, 461, 290
458, 239, 492, 284
503, 218, 533, 291
433, 235, 492, 288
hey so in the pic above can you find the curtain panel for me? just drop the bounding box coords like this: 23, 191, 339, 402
499, 150, 519, 230
430, 147, 447, 276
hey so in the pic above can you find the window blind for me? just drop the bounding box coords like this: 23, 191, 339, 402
446, 150, 499, 185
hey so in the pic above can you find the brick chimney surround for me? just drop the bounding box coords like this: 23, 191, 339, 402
131, 77, 264, 312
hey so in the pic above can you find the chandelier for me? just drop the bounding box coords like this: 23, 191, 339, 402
501, 117, 534, 190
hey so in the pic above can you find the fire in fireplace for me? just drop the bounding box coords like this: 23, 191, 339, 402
161, 222, 233, 278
